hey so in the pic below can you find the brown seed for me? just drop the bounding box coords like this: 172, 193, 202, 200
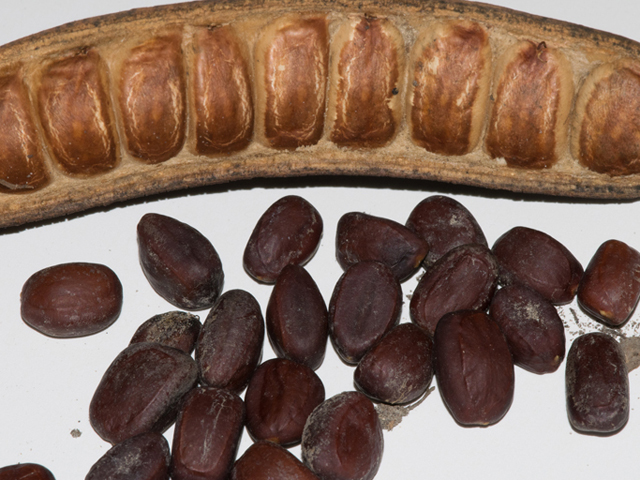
130, 311, 201, 355
266, 264, 328, 370
492, 226, 583, 304
231, 441, 319, 480
195, 289, 264, 394
89, 342, 198, 445
405, 195, 487, 266
0, 464, 55, 480
85, 432, 171, 480
137, 213, 224, 311
20, 262, 123, 338
409, 244, 498, 336
301, 391, 383, 480
170, 387, 245, 480
354, 323, 434, 405
566, 332, 629, 434
243, 195, 323, 283
489, 283, 566, 374
336, 211, 428, 282
577, 239, 640, 327
245, 358, 325, 446
329, 261, 402, 364
433, 310, 514, 426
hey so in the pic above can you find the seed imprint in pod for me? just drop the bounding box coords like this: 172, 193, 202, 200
231, 440, 320, 480
329, 261, 402, 364
336, 211, 428, 281
433, 310, 514, 426
20, 262, 123, 338
566, 332, 629, 435
266, 264, 328, 370
137, 212, 224, 311
243, 195, 323, 283
301, 391, 383, 480
244, 358, 325, 446
196, 289, 264, 393
89, 342, 198, 445
0, 463, 56, 480
85, 431, 171, 480
170, 387, 245, 480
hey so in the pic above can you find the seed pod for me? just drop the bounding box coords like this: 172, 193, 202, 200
301, 391, 383, 480
577, 239, 640, 326
196, 289, 264, 393
492, 226, 583, 304
266, 264, 328, 370
130, 311, 201, 355
20, 262, 123, 338
243, 195, 323, 283
0, 464, 55, 480
329, 261, 402, 364
89, 342, 198, 445
336, 212, 428, 281
433, 310, 514, 426
137, 213, 224, 311
489, 284, 566, 374
410, 244, 498, 335
85, 432, 171, 480
566, 332, 629, 434
231, 441, 319, 480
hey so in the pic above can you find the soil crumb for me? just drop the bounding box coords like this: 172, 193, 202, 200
375, 387, 434, 431
70, 429, 82, 438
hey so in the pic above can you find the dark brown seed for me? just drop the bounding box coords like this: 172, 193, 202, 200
329, 261, 402, 364
266, 264, 328, 370
85, 432, 170, 480
492, 226, 583, 304
20, 262, 123, 338
231, 441, 320, 480
489, 284, 566, 374
566, 332, 629, 434
195, 289, 264, 394
170, 387, 245, 480
434, 310, 514, 426
355, 323, 433, 405
409, 244, 499, 336
137, 213, 224, 311
301, 391, 383, 480
336, 212, 429, 281
243, 195, 323, 283
89, 342, 198, 445
130, 311, 201, 355
577, 239, 640, 327
245, 358, 325, 446
0, 464, 55, 480
406, 195, 487, 266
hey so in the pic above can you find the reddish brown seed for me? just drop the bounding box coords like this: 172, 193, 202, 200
354, 322, 434, 405
434, 310, 514, 426
85, 432, 171, 480
137, 213, 224, 311
245, 358, 325, 446
266, 264, 328, 370
130, 311, 201, 355
0, 464, 55, 480
406, 195, 487, 266
409, 244, 498, 336
329, 261, 402, 364
243, 195, 323, 283
336, 212, 429, 282
577, 239, 640, 327
301, 391, 383, 480
492, 226, 583, 304
231, 441, 320, 480
170, 387, 245, 480
89, 342, 198, 445
489, 284, 566, 374
195, 289, 264, 393
20, 262, 123, 338
566, 332, 629, 434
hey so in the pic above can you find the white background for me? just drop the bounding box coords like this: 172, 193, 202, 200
1, 0, 640, 478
